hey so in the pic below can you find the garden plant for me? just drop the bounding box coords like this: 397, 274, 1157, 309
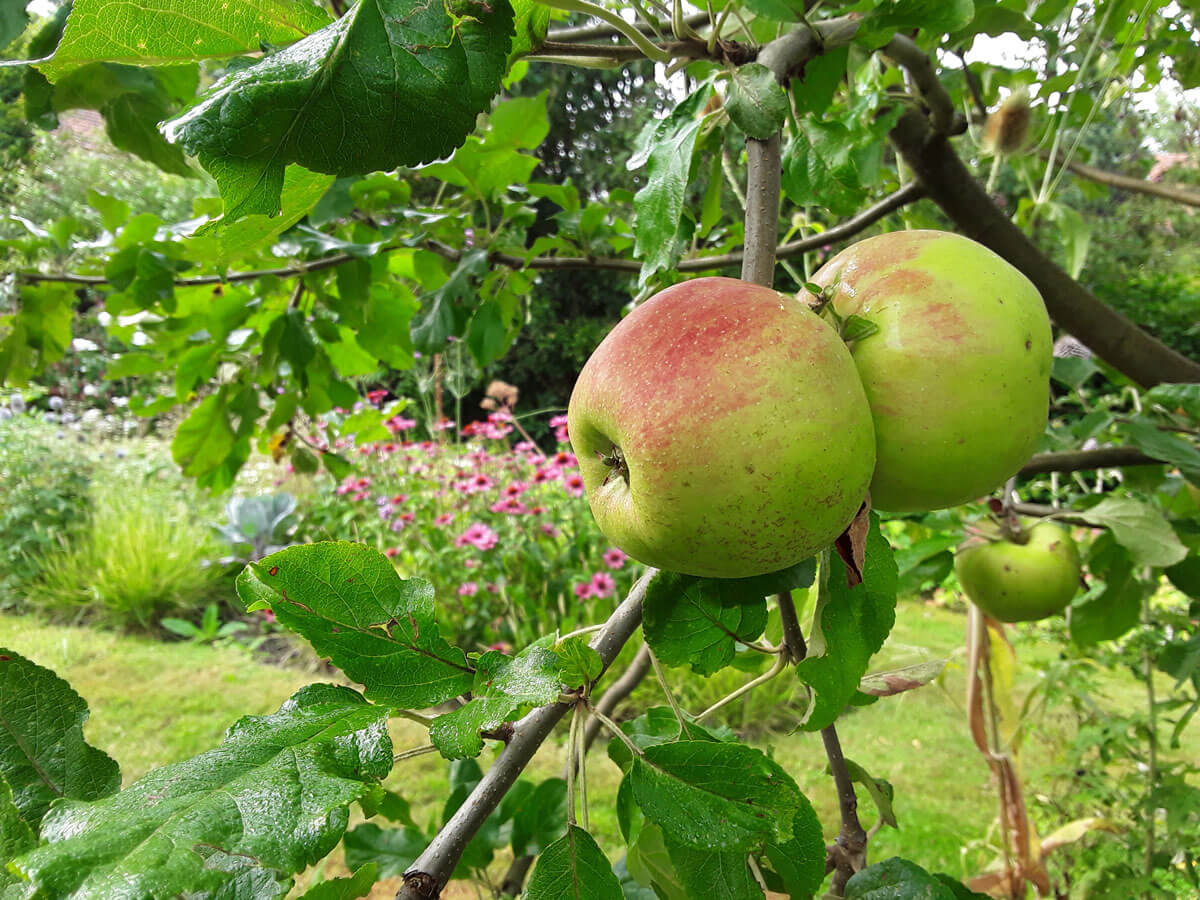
1, 1, 1199, 899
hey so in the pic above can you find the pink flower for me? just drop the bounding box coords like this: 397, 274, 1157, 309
488, 410, 514, 424
391, 494, 408, 505
563, 472, 585, 498
554, 451, 578, 468
261, 608, 276, 623
464, 558, 478, 569
532, 465, 562, 484
456, 523, 499, 551
436, 419, 456, 431
515, 440, 535, 453
590, 572, 616, 598
490, 497, 528, 515
603, 547, 627, 569
385, 547, 399, 558
574, 582, 596, 599
458, 582, 478, 596
469, 473, 494, 492
390, 518, 407, 532
389, 416, 417, 431
501, 481, 529, 498
487, 641, 512, 654
434, 513, 454, 527
555, 424, 569, 443
400, 512, 415, 524
549, 414, 569, 428
540, 522, 560, 538
486, 583, 500, 594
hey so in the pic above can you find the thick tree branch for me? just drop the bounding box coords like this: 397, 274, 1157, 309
1042, 153, 1200, 209
15, 186, 923, 289
888, 108, 1200, 387
397, 575, 651, 900
1019, 446, 1163, 476
741, 134, 782, 286
756, 15, 862, 82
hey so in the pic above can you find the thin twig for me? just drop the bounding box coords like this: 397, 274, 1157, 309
1019, 446, 1163, 476
547, 10, 707, 42
697, 653, 788, 722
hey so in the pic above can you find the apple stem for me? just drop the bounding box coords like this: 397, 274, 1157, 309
599, 444, 630, 486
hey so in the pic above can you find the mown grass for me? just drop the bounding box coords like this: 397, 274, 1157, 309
2, 600, 1178, 895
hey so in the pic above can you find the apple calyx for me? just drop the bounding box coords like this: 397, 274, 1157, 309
598, 444, 629, 486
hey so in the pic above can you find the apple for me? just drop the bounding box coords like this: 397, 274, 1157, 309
567, 276, 875, 579
955, 521, 1081, 622
807, 230, 1052, 513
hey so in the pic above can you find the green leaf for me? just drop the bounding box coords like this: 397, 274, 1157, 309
165, 0, 515, 222
742, 0, 807, 20
429, 646, 563, 759
792, 46, 849, 116
0, 776, 35, 866
237, 542, 475, 708
840, 759, 897, 828
783, 119, 868, 217
343, 824, 427, 879
1069, 534, 1148, 646
845, 857, 988, 898
12, 684, 391, 898
38, 0, 331, 80
0, 3, 27, 51
727, 63, 788, 139
525, 825, 622, 900
509, 0, 550, 60
296, 864, 377, 900
509, 778, 567, 857
842, 314, 880, 343
642, 573, 769, 676
630, 741, 802, 851
1075, 496, 1188, 567
860, 0, 975, 47
1046, 202, 1091, 280
0, 649, 120, 831
795, 515, 898, 731
0, 284, 74, 385
607, 707, 727, 774
466, 300, 510, 367
412, 250, 490, 355
1119, 420, 1200, 485
629, 84, 714, 280
85, 189, 130, 232
662, 840, 759, 900
1146, 383, 1200, 424
102, 91, 195, 177
172, 392, 238, 479
555, 637, 603, 688
761, 793, 825, 899
1050, 355, 1099, 389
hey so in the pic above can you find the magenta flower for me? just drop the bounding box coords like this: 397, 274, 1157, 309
554, 424, 570, 443
603, 547, 627, 569
554, 451, 578, 468
501, 481, 529, 498
540, 522, 560, 538
391, 494, 408, 505
549, 414, 569, 428
464, 558, 479, 569
385, 547, 400, 558
590, 572, 616, 598
563, 472, 585, 498
458, 582, 479, 597
456, 522, 499, 551
434, 512, 454, 527
486, 582, 500, 593
574, 582, 596, 599
532, 465, 562, 484
490, 497, 529, 515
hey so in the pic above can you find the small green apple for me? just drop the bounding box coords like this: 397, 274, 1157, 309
955, 521, 1081, 622
808, 230, 1052, 513
567, 276, 875, 579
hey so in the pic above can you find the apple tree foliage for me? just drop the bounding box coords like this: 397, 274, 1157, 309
2, 0, 1200, 897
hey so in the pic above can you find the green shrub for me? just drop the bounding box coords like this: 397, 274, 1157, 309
0, 417, 93, 610
1091, 271, 1200, 360
28, 475, 224, 630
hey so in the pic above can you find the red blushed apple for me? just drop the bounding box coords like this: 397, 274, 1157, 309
808, 230, 1052, 513
567, 276, 875, 579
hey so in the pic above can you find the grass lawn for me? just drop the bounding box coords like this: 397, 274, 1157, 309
2, 600, 1179, 897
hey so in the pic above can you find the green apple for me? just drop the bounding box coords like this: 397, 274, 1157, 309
567, 276, 875, 579
808, 230, 1052, 513
955, 521, 1081, 622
